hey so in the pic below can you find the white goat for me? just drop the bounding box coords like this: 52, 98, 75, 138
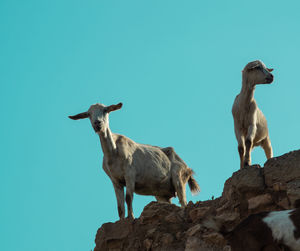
69, 102, 200, 219
232, 60, 274, 169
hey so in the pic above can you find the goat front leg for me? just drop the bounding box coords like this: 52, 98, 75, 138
124, 174, 135, 219
244, 124, 257, 167
234, 125, 245, 169
112, 182, 125, 220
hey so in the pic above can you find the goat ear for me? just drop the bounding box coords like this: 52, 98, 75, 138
267, 68, 273, 72
107, 103, 123, 113
68, 112, 89, 120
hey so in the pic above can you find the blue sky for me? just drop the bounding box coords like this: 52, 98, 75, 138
1, 1, 299, 250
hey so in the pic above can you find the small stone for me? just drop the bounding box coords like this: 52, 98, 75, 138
176, 232, 182, 239
161, 233, 174, 245
146, 228, 156, 237
216, 212, 240, 223
223, 245, 232, 251
165, 212, 181, 223
185, 236, 202, 251
186, 224, 202, 236
287, 179, 300, 206
143, 238, 152, 251
248, 194, 272, 210
277, 197, 290, 209
189, 207, 210, 222
273, 182, 286, 191
202, 232, 227, 246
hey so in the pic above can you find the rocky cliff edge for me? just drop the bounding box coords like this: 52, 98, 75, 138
94, 150, 300, 251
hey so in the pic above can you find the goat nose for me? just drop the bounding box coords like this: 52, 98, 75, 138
266, 74, 274, 83
94, 121, 102, 129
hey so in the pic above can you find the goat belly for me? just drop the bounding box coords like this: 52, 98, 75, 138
134, 179, 175, 197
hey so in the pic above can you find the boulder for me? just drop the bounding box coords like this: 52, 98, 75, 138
264, 150, 300, 187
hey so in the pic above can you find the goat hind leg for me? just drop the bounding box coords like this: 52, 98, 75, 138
172, 168, 187, 207
261, 137, 273, 159
125, 192, 134, 219
244, 139, 252, 167
238, 144, 245, 169
177, 180, 187, 207
234, 126, 245, 169
124, 176, 135, 219
237, 136, 245, 169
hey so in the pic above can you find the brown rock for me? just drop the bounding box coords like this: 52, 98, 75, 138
189, 207, 210, 222
222, 165, 264, 201
287, 179, 300, 206
272, 182, 287, 192
143, 239, 152, 251
186, 224, 202, 237
185, 237, 224, 251
264, 150, 300, 187
215, 211, 240, 224
176, 231, 183, 239
140, 201, 182, 224
202, 232, 227, 246
248, 194, 273, 210
277, 197, 290, 209
94, 149, 300, 251
145, 228, 156, 238
165, 212, 182, 223
185, 236, 202, 251
161, 233, 174, 245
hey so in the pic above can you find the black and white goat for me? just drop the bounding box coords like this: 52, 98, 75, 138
226, 208, 300, 251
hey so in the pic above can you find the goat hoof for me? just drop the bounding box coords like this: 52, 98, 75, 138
244, 162, 250, 168
127, 215, 135, 220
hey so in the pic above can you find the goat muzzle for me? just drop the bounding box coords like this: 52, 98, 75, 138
94, 121, 103, 132
266, 74, 274, 83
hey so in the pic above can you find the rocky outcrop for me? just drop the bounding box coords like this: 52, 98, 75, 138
94, 150, 300, 251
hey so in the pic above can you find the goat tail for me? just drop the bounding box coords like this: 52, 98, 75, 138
187, 170, 200, 195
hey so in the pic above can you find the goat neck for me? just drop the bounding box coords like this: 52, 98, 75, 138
98, 127, 117, 158
240, 74, 256, 105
